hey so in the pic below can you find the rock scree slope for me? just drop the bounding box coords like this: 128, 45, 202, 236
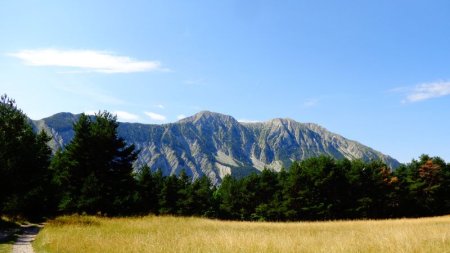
32, 111, 400, 185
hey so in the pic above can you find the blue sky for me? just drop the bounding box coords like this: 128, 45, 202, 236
1, 0, 450, 163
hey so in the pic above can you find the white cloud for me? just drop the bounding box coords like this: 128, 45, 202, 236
404, 81, 450, 103
114, 111, 140, 122
303, 98, 319, 108
9, 49, 168, 73
84, 110, 139, 122
238, 119, 261, 123
144, 111, 167, 121
84, 110, 97, 115
156, 104, 165, 109
177, 114, 187, 120
184, 78, 206, 85
57, 84, 125, 105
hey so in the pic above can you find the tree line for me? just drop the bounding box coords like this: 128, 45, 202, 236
1, 95, 449, 220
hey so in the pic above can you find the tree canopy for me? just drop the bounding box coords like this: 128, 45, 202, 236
0, 94, 52, 218
51, 111, 138, 215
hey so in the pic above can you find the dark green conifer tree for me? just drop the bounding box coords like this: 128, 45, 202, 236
52, 111, 137, 215
0, 94, 52, 218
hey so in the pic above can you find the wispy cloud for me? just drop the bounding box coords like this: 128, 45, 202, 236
156, 104, 165, 109
238, 119, 261, 123
144, 111, 167, 121
9, 49, 169, 73
177, 114, 187, 120
184, 78, 206, 86
84, 110, 97, 115
114, 111, 140, 122
84, 110, 139, 122
57, 84, 125, 105
403, 81, 450, 103
303, 98, 319, 108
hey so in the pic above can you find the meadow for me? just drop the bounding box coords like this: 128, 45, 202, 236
33, 215, 450, 253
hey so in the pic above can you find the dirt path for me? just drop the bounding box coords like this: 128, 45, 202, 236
12, 224, 43, 253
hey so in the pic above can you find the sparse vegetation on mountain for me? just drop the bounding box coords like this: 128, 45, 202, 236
33, 111, 401, 185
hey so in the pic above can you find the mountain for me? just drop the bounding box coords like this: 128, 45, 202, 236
31, 111, 400, 184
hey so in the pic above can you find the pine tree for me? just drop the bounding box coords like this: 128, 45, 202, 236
53, 111, 137, 215
159, 175, 181, 214
0, 94, 52, 218
136, 166, 163, 214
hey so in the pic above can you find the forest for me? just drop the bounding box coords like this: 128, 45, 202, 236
1, 94, 449, 221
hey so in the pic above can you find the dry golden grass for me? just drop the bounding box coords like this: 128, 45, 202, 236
0, 244, 12, 253
33, 215, 450, 253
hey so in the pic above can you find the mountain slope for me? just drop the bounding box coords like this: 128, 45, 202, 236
32, 111, 400, 184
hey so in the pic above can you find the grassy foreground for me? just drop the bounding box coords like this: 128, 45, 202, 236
0, 216, 21, 253
34, 215, 450, 253
0, 241, 12, 253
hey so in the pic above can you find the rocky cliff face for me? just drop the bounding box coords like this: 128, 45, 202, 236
32, 111, 400, 185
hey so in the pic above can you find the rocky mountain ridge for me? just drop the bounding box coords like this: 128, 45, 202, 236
31, 111, 400, 184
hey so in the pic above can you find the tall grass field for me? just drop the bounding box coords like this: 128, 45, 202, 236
33, 215, 450, 253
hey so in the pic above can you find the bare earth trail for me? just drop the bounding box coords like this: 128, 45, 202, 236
12, 224, 43, 253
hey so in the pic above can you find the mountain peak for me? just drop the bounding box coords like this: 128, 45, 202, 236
179, 111, 238, 125
269, 118, 297, 124
42, 112, 78, 120
196, 110, 224, 117
267, 118, 300, 129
